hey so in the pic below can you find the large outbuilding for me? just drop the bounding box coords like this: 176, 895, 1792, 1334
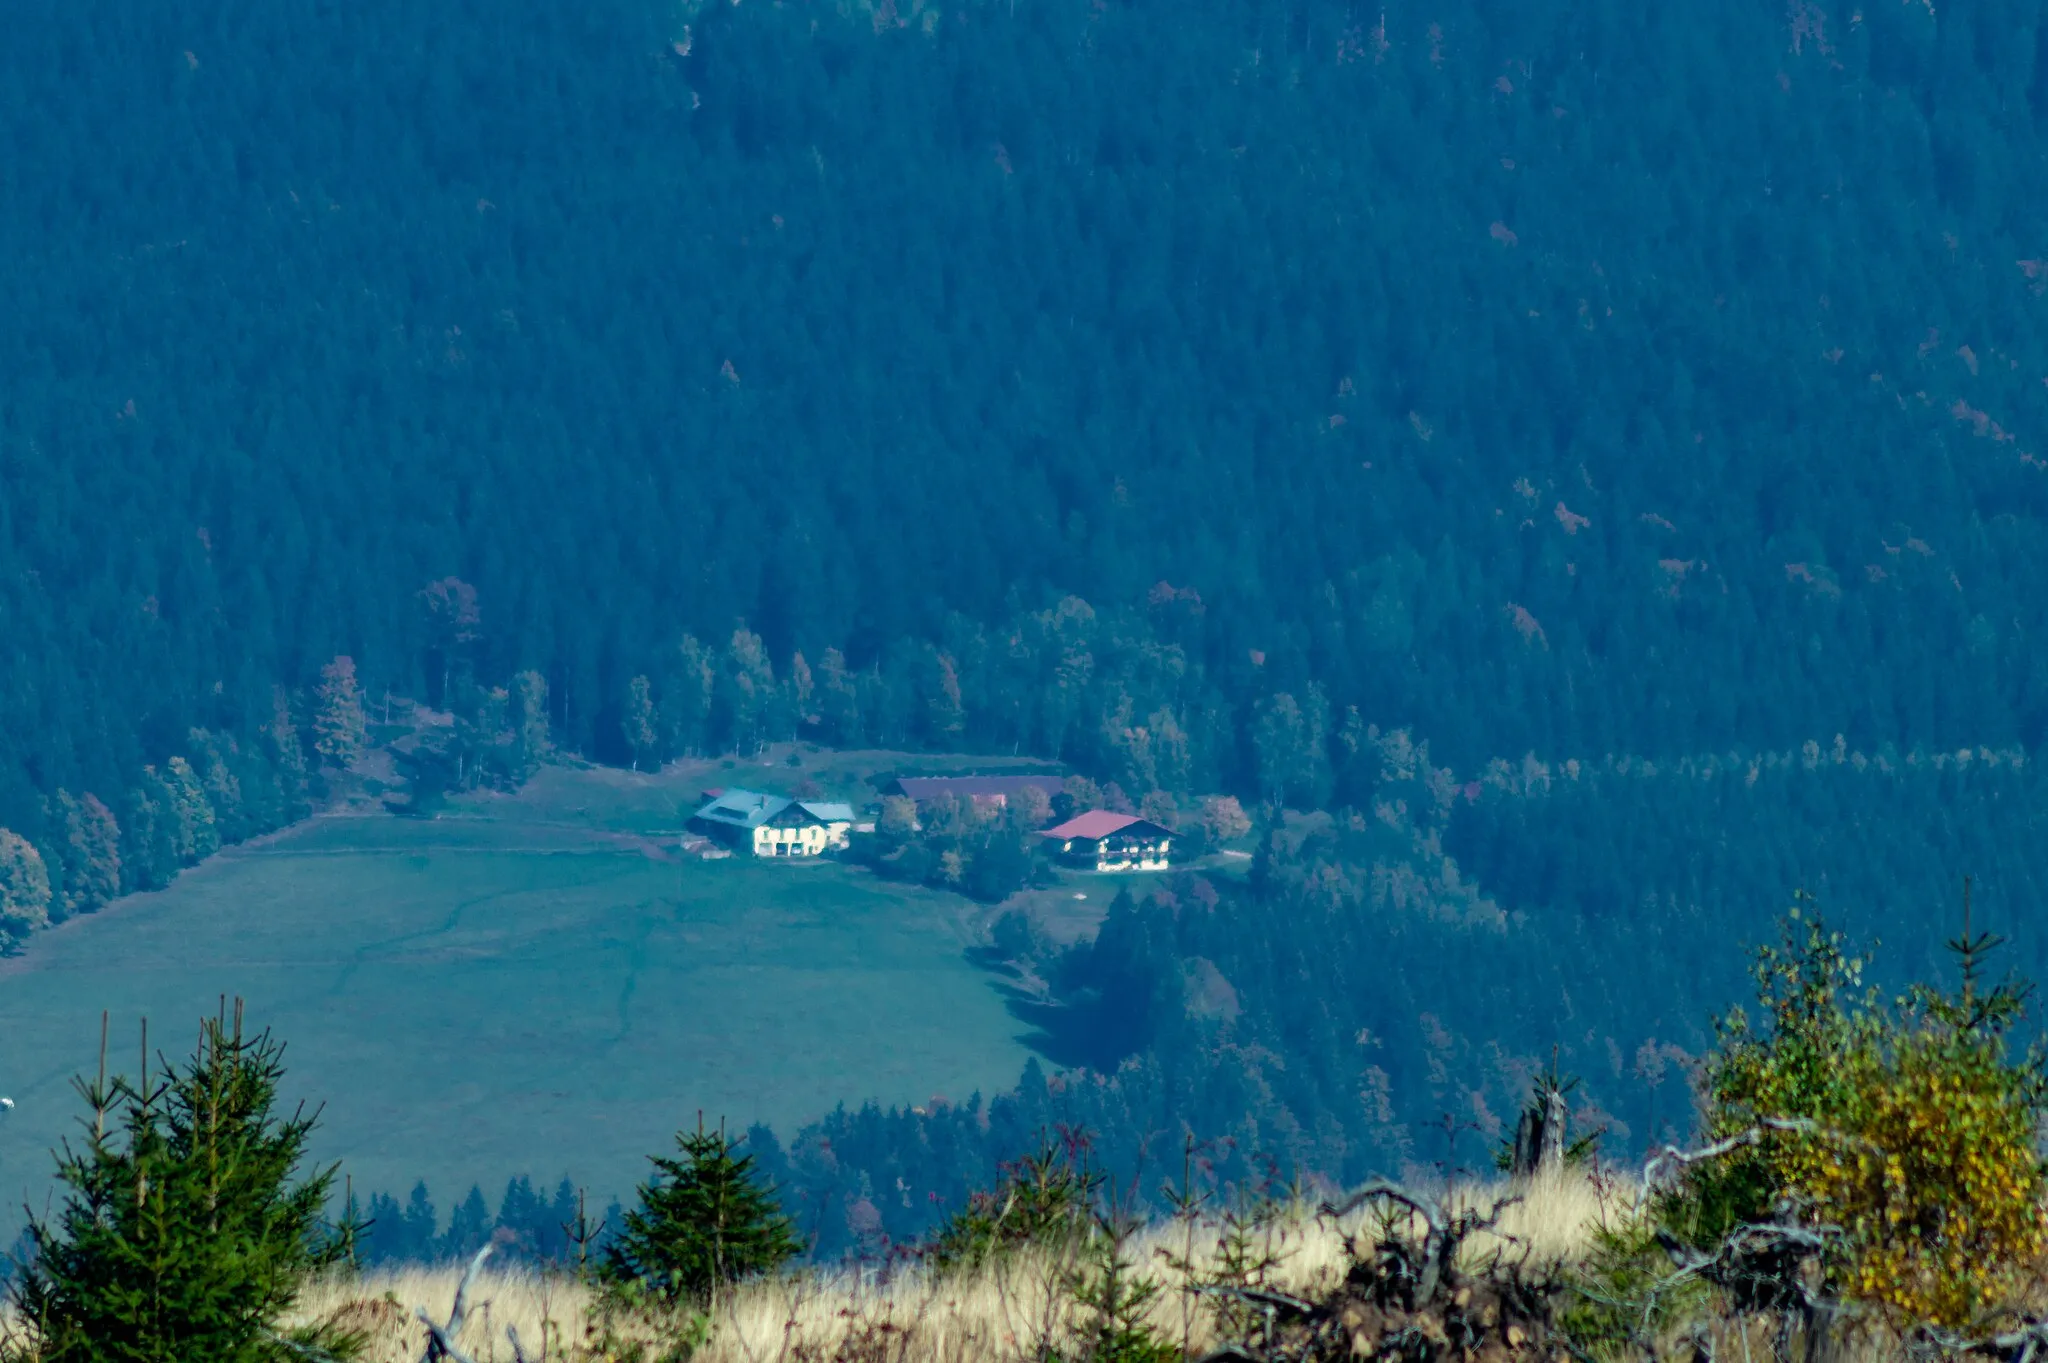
1041, 811, 1172, 872
885, 773, 1067, 811
688, 789, 855, 857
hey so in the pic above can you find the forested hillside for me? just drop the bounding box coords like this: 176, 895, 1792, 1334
7, 0, 2048, 824
8, 0, 2048, 1252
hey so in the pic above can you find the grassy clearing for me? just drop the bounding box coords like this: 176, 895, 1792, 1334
290, 1172, 1611, 1363
0, 758, 1033, 1242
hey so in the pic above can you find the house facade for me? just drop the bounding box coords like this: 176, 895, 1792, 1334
688, 789, 855, 857
1042, 811, 1172, 872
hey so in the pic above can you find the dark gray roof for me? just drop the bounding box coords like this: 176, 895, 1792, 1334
691, 790, 856, 830
689, 788, 792, 829
889, 774, 1066, 802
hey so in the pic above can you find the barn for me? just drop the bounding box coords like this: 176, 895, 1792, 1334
885, 774, 1067, 812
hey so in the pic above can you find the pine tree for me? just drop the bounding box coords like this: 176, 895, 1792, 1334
1300, 683, 1334, 807
121, 770, 178, 894
924, 646, 967, 747
0, 829, 53, 940
513, 670, 551, 777
1333, 704, 1373, 808
602, 1120, 800, 1304
662, 635, 717, 755
788, 651, 815, 732
494, 1176, 544, 1258
546, 1180, 583, 1265
814, 647, 860, 747
13, 1007, 353, 1362
1145, 707, 1192, 795
265, 687, 312, 820
442, 1185, 492, 1258
359, 1191, 403, 1264
399, 1181, 439, 1259
418, 575, 482, 703
1251, 692, 1308, 806
189, 730, 248, 845
228, 741, 287, 840
1062, 1210, 1178, 1363
164, 756, 220, 866
313, 656, 368, 771
623, 675, 659, 771
42, 792, 79, 922
718, 629, 774, 754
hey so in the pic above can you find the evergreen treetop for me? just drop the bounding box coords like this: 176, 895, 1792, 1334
11, 1006, 355, 1363
601, 1118, 800, 1305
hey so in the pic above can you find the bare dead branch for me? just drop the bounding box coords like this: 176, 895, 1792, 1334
1319, 1178, 1445, 1237
1638, 1119, 1818, 1201
416, 1244, 494, 1363
267, 1334, 354, 1363
1189, 1284, 1321, 1320
1452, 1192, 1522, 1239
1913, 1318, 2048, 1363
1190, 1346, 1266, 1363
1655, 1221, 1838, 1276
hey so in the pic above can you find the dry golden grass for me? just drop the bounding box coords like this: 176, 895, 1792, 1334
289, 1170, 1612, 1363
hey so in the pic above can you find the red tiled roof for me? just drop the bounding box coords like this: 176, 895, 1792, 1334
1043, 810, 1146, 841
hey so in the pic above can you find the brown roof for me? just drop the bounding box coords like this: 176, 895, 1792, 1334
890, 774, 1065, 802
1043, 810, 1167, 841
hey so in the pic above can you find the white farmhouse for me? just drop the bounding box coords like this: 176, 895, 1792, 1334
688, 789, 855, 857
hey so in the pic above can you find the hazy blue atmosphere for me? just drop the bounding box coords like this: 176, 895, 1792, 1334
4, 0, 2048, 1263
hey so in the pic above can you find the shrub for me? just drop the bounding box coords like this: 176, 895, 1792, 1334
9, 1007, 356, 1363
926, 1135, 1099, 1275
1057, 1210, 1178, 1363
929, 1133, 1175, 1361
1676, 899, 2048, 1330
602, 1119, 800, 1306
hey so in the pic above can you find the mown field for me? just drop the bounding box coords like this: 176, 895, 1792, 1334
0, 757, 1038, 1237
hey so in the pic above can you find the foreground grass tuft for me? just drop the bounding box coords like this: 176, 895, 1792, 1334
281, 1173, 1607, 1363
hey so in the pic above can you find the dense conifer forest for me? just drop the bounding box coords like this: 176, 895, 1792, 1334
7, 0, 2048, 1259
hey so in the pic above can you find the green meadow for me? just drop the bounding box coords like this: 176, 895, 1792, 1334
0, 760, 1037, 1233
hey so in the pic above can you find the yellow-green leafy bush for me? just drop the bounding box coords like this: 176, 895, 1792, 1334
1683, 902, 2048, 1330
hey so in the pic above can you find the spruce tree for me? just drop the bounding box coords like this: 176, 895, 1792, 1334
622, 675, 658, 771
512, 670, 551, 777
120, 770, 177, 894
11, 1007, 355, 1363
163, 756, 220, 865
602, 1119, 799, 1304
312, 656, 368, 771
265, 686, 312, 820
662, 635, 717, 755
813, 647, 859, 747
189, 730, 249, 846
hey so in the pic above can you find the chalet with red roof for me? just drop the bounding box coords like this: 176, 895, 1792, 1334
1041, 810, 1172, 872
